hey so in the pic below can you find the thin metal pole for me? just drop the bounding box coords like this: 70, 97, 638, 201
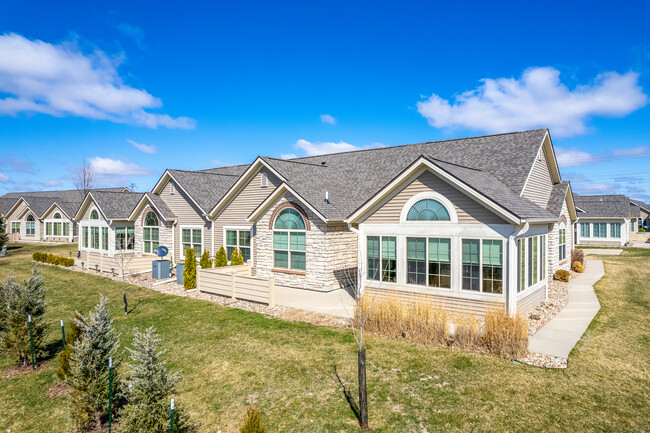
28, 314, 35, 370
170, 398, 175, 433
108, 357, 113, 433
61, 320, 66, 349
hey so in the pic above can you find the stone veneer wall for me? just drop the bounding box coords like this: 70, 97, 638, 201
133, 206, 173, 258
547, 199, 574, 279
253, 195, 358, 292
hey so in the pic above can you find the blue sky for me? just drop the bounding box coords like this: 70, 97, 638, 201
1, 1, 650, 201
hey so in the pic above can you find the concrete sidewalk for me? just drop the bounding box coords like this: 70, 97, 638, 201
528, 259, 604, 358
275, 286, 355, 318
582, 249, 622, 256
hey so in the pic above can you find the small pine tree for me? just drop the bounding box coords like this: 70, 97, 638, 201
214, 246, 228, 268
183, 249, 197, 290
240, 406, 266, 433
56, 316, 82, 380
1, 268, 48, 366
199, 250, 212, 269
0, 214, 8, 249
68, 295, 122, 431
230, 248, 244, 266
118, 327, 191, 433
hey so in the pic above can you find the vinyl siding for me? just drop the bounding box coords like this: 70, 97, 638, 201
213, 168, 281, 251
364, 286, 504, 317
517, 284, 546, 315
522, 147, 553, 208
158, 179, 210, 261
364, 170, 507, 224
80, 199, 107, 221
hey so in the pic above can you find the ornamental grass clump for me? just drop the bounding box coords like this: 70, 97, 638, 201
1, 268, 48, 366
571, 248, 585, 267
452, 314, 482, 350
358, 294, 450, 346
183, 249, 197, 290
199, 250, 212, 269
555, 269, 570, 282
214, 246, 228, 268
572, 261, 584, 273
482, 309, 528, 359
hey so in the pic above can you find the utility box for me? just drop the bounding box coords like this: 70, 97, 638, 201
152, 260, 172, 280
176, 264, 184, 285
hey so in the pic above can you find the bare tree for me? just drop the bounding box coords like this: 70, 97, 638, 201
340, 264, 381, 430
113, 231, 136, 315
73, 157, 96, 201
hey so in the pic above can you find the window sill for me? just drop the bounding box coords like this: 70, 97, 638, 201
272, 268, 306, 276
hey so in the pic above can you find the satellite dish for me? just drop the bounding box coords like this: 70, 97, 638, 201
156, 246, 169, 258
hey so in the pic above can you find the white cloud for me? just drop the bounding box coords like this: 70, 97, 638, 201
555, 148, 599, 167
210, 160, 229, 167
89, 156, 153, 177
295, 139, 360, 156
578, 182, 618, 193
43, 179, 62, 187
127, 139, 156, 154
417, 67, 647, 137
320, 114, 336, 125
610, 146, 650, 158
280, 153, 298, 160
0, 173, 10, 182
0, 33, 195, 129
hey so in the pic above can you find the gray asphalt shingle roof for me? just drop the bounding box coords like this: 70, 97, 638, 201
145, 192, 176, 220
167, 166, 249, 212
259, 129, 555, 221
574, 194, 629, 218
0, 197, 18, 216
546, 182, 570, 217
91, 191, 146, 220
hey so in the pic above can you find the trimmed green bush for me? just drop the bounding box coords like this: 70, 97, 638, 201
240, 406, 266, 433
555, 270, 570, 282
214, 246, 228, 268
640, 228, 646, 232
32, 251, 74, 267
230, 248, 244, 266
183, 249, 197, 290
199, 250, 213, 269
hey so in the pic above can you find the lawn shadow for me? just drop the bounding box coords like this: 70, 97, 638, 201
44, 339, 66, 361
126, 297, 143, 315
333, 364, 361, 424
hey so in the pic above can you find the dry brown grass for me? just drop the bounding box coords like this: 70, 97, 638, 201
358, 294, 450, 346
482, 309, 529, 358
452, 314, 482, 350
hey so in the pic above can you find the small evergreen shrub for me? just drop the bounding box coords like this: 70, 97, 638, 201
214, 247, 227, 268
0, 214, 8, 249
68, 295, 122, 431
230, 248, 244, 266
240, 406, 267, 433
199, 250, 213, 269
640, 228, 646, 232
56, 316, 81, 380
33, 252, 74, 267
482, 309, 528, 359
571, 248, 585, 266
183, 249, 197, 290
1, 268, 48, 366
555, 270, 570, 282
572, 261, 584, 273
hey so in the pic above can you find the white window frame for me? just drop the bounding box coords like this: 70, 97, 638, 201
143, 211, 160, 255
25, 215, 36, 235
180, 225, 203, 259
44, 212, 69, 238
459, 237, 504, 295
115, 226, 134, 252
79, 207, 109, 252
10, 220, 20, 234
400, 191, 458, 224
170, 182, 175, 195
272, 211, 307, 271
404, 236, 452, 290
223, 226, 253, 264
558, 224, 567, 261
366, 235, 398, 284
518, 234, 546, 294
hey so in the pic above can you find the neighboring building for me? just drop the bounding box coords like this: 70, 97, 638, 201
574, 194, 636, 246
1, 187, 129, 242
631, 199, 650, 228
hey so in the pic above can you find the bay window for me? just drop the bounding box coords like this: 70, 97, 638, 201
273, 209, 306, 270
90, 227, 99, 249
226, 229, 251, 262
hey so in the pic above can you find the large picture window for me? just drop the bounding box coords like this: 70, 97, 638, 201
610, 223, 621, 238
593, 223, 607, 238
580, 222, 590, 238
462, 240, 480, 291
225, 229, 251, 262
405, 237, 451, 288
116, 227, 134, 250
26, 215, 35, 235
406, 199, 451, 221
143, 211, 160, 254
273, 208, 306, 270
367, 236, 396, 282
181, 227, 202, 258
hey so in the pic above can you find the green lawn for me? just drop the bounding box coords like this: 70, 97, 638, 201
1, 243, 649, 432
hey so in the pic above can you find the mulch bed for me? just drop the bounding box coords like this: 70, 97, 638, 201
1, 361, 48, 379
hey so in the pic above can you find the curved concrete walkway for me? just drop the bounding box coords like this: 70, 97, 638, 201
528, 259, 604, 358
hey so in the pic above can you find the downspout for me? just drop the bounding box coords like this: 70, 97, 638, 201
347, 222, 363, 294
506, 220, 530, 317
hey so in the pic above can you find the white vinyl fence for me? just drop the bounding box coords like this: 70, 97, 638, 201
198, 264, 276, 307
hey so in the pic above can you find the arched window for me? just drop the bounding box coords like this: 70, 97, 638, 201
26, 215, 35, 235
406, 199, 450, 221
90, 209, 99, 220
143, 211, 159, 254
53, 212, 61, 219
273, 208, 306, 270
